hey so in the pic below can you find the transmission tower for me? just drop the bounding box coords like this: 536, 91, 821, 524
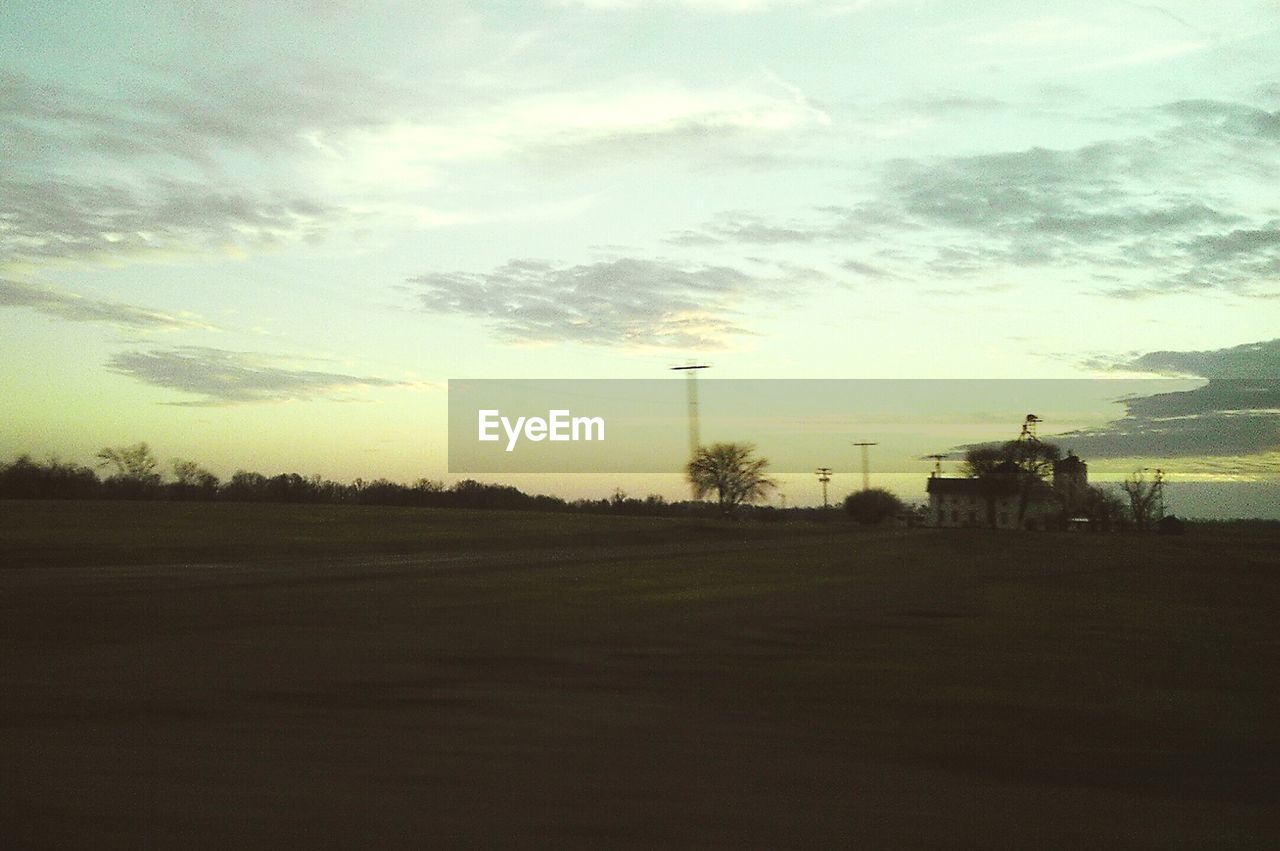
851, 442, 877, 491
671, 364, 710, 500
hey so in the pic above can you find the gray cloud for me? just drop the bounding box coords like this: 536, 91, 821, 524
408, 257, 779, 348
841, 259, 893, 278
0, 66, 382, 267
1059, 390, 1280, 460
1161, 99, 1280, 141
672, 97, 1280, 297
0, 65, 403, 170
0, 279, 209, 330
674, 203, 903, 248
1086, 338, 1280, 378
0, 179, 338, 265
106, 346, 406, 406
1057, 340, 1280, 461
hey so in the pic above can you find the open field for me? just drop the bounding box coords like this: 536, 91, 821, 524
1, 502, 1276, 847
0, 500, 835, 568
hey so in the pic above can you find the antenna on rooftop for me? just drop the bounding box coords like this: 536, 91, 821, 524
927, 454, 946, 478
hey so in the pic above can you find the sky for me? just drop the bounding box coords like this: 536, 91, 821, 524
2, 0, 1278, 513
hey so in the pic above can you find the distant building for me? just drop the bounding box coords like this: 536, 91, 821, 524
926, 451, 1088, 531
1053, 452, 1088, 514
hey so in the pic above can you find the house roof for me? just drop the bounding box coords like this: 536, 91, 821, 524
926, 475, 1052, 498
926, 477, 990, 495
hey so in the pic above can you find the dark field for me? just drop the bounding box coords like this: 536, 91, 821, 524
1, 502, 1276, 847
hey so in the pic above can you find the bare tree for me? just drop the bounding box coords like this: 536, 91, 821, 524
686, 442, 776, 512
96, 442, 160, 484
96, 442, 161, 498
172, 459, 218, 488
1123, 469, 1163, 531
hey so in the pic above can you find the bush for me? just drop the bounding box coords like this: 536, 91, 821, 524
843, 488, 903, 525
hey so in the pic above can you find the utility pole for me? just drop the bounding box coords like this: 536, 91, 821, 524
815, 467, 832, 508
851, 442, 877, 491
672, 364, 710, 500
1143, 467, 1166, 520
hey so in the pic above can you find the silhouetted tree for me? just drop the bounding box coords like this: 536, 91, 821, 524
961, 445, 1018, 528
0, 455, 100, 499
170, 459, 219, 500
962, 438, 1061, 527
1082, 484, 1126, 532
1006, 438, 1061, 525
224, 470, 269, 501
1123, 469, 1163, 531
96, 442, 161, 498
686, 442, 776, 513
843, 488, 903, 524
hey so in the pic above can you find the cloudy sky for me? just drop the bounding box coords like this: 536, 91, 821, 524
2, 0, 1278, 509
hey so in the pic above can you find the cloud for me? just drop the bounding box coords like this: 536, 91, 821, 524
1085, 338, 1280, 378
326, 74, 830, 185
673, 95, 1280, 297
1161, 99, 1280, 140
673, 203, 901, 247
408, 257, 784, 348
1, 68, 359, 267
0, 65, 403, 172
2, 66, 826, 267
106, 347, 409, 405
841, 259, 894, 278
1056, 340, 1280, 462
554, 0, 877, 12
1058, 388, 1280, 461
0, 279, 210, 330
0, 179, 339, 266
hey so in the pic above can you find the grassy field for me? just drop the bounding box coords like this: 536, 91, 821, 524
0, 499, 840, 567
1, 501, 1275, 846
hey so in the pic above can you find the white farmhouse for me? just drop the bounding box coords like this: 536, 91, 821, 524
926, 452, 1087, 531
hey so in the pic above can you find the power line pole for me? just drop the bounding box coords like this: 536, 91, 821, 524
815, 467, 832, 508
672, 364, 710, 500
1143, 467, 1166, 520
851, 442, 877, 491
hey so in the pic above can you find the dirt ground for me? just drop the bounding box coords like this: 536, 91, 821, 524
1, 509, 1275, 847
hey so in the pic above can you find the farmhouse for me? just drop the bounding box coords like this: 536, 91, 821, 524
927, 452, 1087, 531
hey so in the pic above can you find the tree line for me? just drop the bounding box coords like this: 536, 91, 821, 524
0, 442, 754, 517
0, 443, 649, 513
0, 438, 1177, 528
